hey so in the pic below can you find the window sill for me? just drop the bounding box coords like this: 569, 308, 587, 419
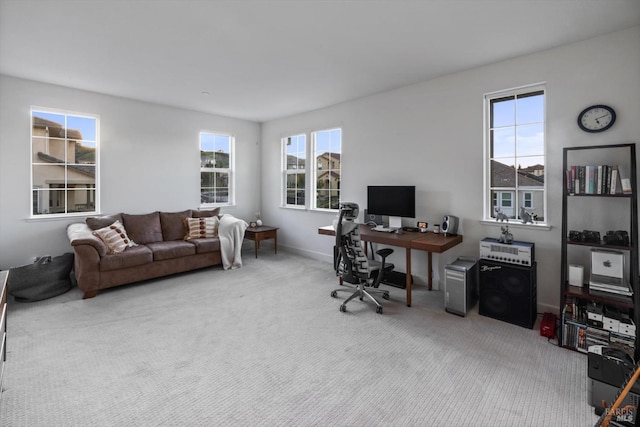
480, 219, 552, 231
280, 205, 307, 211
279, 206, 338, 214
27, 212, 96, 222
199, 203, 235, 209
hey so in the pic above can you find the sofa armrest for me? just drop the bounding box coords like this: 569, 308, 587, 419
67, 223, 108, 257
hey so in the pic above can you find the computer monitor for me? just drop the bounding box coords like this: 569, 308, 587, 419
367, 185, 416, 229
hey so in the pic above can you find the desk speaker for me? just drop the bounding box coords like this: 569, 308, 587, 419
441, 215, 459, 235
479, 259, 537, 329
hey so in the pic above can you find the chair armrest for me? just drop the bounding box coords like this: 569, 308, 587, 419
375, 248, 394, 259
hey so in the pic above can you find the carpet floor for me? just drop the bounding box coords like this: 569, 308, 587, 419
0, 249, 598, 426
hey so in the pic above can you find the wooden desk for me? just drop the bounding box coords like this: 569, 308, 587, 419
319, 225, 463, 306
411, 232, 463, 292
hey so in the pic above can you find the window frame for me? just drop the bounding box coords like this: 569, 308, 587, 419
30, 107, 100, 219
483, 84, 547, 226
282, 134, 307, 209
312, 127, 342, 211
280, 126, 342, 212
199, 131, 235, 208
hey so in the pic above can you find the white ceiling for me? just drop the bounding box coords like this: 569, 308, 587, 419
1, 0, 639, 122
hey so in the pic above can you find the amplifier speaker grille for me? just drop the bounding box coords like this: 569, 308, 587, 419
479, 259, 537, 329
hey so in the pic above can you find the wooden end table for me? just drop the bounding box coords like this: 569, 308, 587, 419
244, 225, 279, 258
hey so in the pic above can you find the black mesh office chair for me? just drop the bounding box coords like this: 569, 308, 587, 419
330, 202, 394, 314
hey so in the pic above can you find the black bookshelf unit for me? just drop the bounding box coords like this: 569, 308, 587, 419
560, 143, 639, 358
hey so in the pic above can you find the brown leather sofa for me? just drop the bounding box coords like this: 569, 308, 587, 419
67, 209, 222, 299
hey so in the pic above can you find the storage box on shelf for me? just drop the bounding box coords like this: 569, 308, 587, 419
560, 143, 638, 359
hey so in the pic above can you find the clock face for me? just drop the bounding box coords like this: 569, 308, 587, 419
577, 105, 616, 133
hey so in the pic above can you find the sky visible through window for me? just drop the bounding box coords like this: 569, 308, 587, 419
200, 133, 230, 153
315, 128, 341, 157
287, 129, 341, 165
33, 111, 97, 148
491, 92, 544, 169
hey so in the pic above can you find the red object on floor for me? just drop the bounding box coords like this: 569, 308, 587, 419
540, 312, 557, 339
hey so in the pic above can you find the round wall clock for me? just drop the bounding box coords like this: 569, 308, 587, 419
577, 104, 616, 133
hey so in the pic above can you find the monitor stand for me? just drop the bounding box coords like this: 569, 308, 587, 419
388, 216, 402, 230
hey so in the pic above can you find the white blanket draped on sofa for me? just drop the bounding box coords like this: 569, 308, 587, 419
218, 215, 249, 270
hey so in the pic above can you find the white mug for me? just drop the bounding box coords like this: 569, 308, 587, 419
433, 225, 440, 234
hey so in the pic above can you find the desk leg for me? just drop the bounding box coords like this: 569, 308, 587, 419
254, 240, 258, 258
428, 252, 433, 290
406, 248, 412, 307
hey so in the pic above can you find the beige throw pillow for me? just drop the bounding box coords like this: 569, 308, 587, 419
184, 217, 219, 240
92, 220, 137, 254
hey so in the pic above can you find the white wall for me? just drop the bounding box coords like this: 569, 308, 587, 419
1, 27, 638, 313
0, 76, 261, 270
260, 26, 640, 314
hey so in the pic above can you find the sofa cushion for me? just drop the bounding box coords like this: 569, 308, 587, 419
146, 241, 197, 261
122, 212, 163, 244
92, 220, 137, 254
86, 213, 123, 230
192, 207, 220, 218
184, 217, 220, 240
189, 237, 221, 254
160, 210, 192, 241
99, 245, 153, 272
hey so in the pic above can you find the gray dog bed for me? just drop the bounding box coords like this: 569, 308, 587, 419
8, 253, 74, 302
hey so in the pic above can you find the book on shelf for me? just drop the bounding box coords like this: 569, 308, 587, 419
566, 164, 630, 195
588, 165, 596, 194
597, 165, 603, 194
562, 298, 579, 322
610, 166, 620, 195
563, 318, 588, 352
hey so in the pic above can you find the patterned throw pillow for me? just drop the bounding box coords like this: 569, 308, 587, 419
184, 217, 219, 240
92, 220, 137, 254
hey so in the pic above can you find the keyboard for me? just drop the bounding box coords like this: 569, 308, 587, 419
372, 225, 395, 233
590, 274, 625, 287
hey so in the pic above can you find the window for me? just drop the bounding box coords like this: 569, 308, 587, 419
200, 132, 234, 206
281, 127, 342, 211
313, 128, 341, 210
283, 134, 306, 207
485, 85, 545, 223
31, 108, 98, 217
